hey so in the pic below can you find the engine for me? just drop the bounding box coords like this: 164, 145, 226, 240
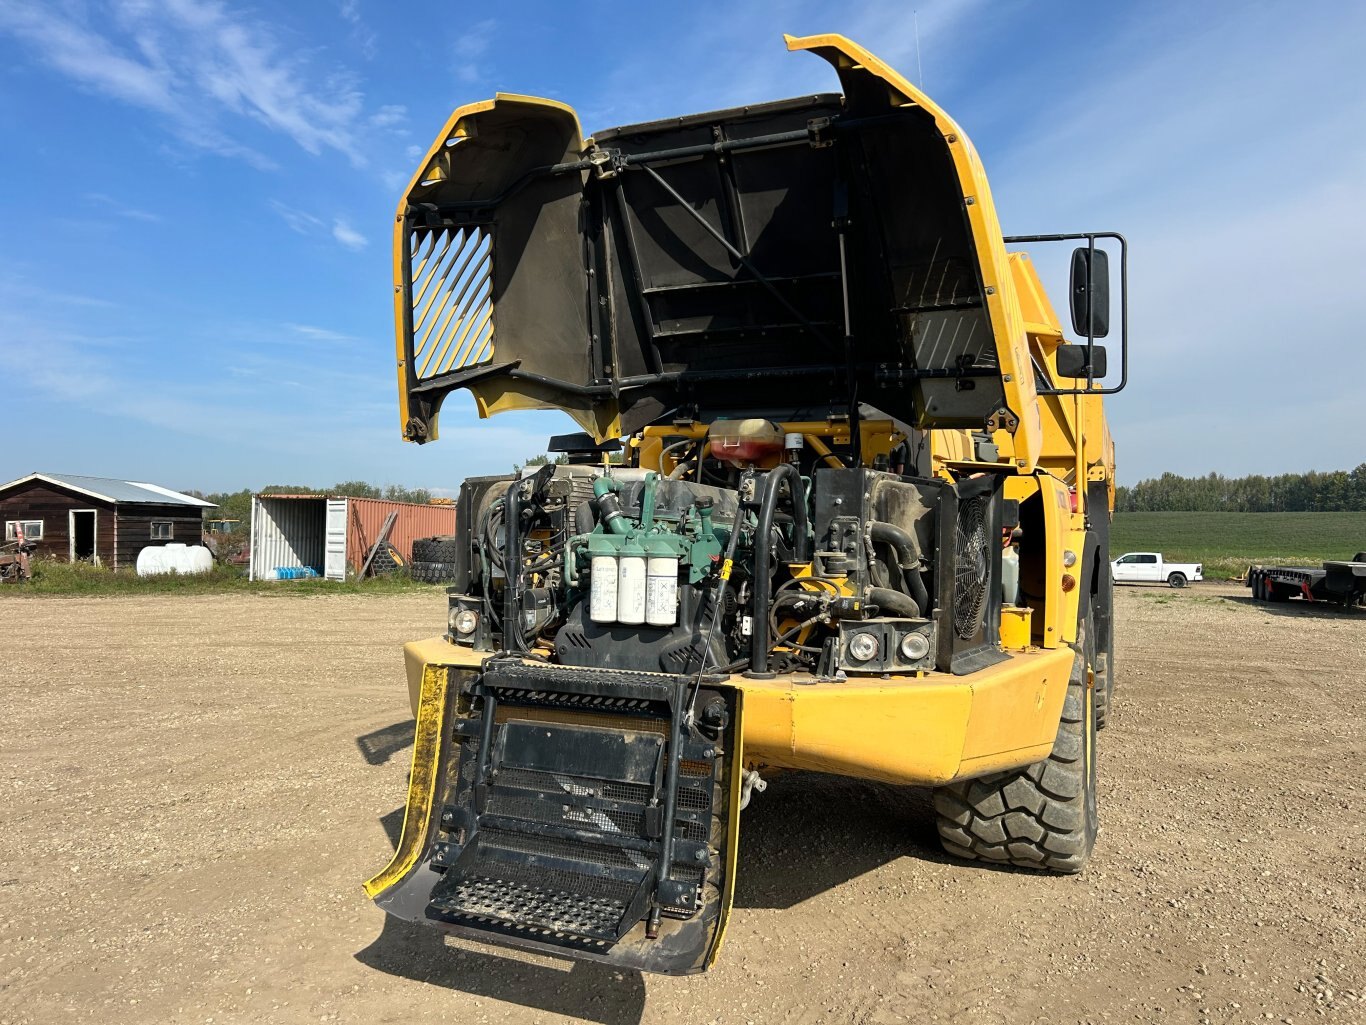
445, 442, 1008, 679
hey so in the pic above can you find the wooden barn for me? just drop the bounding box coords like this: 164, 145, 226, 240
0, 472, 215, 570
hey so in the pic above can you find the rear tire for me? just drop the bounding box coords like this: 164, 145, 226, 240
933, 609, 1099, 873
1094, 567, 1115, 730
1168, 572, 1187, 588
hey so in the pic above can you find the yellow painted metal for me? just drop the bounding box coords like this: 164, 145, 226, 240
393, 94, 588, 442
999, 606, 1032, 650
785, 34, 1043, 473
706, 689, 745, 969
400, 637, 1073, 787
363, 663, 451, 898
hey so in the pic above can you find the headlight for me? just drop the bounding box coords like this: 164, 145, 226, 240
451, 608, 480, 636
899, 632, 930, 661
848, 632, 879, 661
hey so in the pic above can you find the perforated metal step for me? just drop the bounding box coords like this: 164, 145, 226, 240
430, 875, 629, 940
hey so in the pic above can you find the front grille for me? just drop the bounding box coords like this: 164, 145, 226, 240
427, 661, 726, 955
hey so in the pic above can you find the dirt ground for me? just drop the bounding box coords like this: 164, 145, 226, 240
2, 583, 1362, 1025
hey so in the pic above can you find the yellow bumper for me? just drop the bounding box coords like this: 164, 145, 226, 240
401, 636, 1073, 787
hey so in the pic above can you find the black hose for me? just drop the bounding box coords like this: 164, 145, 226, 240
574, 499, 596, 536
870, 520, 930, 615
503, 480, 526, 654
748, 464, 811, 676
867, 586, 920, 618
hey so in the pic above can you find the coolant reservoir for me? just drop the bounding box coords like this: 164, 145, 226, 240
617, 540, 647, 625
590, 554, 619, 622
646, 555, 679, 626
1001, 545, 1020, 606
709, 418, 785, 468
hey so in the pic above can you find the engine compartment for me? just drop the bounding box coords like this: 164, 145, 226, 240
446, 423, 1007, 679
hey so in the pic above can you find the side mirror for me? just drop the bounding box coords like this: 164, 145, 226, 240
1070, 247, 1110, 339
1055, 343, 1107, 379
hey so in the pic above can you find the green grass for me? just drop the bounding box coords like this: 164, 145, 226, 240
1110, 511, 1366, 580
3, 558, 445, 597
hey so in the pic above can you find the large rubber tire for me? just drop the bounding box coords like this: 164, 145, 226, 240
1094, 567, 1116, 730
410, 559, 458, 583
412, 535, 459, 563
369, 543, 402, 576
933, 609, 1099, 873
1167, 572, 1187, 589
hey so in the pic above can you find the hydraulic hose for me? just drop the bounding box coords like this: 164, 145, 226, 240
748, 464, 811, 676
870, 520, 930, 615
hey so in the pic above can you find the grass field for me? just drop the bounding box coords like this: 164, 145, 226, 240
1110, 511, 1366, 580
5, 558, 444, 596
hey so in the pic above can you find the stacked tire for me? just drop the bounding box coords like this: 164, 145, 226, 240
410, 535, 459, 584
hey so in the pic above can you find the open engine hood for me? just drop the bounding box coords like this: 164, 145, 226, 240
392, 34, 1042, 470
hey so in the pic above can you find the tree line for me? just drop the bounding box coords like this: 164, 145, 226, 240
1115, 466, 1366, 513
189, 482, 440, 533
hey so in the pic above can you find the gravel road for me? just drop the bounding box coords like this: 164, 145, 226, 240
2, 584, 1362, 1024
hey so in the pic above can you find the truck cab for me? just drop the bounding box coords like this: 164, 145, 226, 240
1112, 552, 1202, 587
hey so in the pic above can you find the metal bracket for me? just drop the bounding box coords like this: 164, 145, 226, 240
807, 116, 835, 149
587, 147, 625, 180
985, 407, 1019, 433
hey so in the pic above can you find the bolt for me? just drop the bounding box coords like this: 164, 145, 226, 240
694, 849, 709, 863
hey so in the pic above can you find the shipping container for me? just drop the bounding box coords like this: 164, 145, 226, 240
249, 495, 455, 581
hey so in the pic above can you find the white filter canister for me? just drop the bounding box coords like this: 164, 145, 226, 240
617, 554, 647, 625
645, 556, 679, 626
590, 555, 619, 622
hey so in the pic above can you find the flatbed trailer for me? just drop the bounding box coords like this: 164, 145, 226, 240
1247, 554, 1366, 607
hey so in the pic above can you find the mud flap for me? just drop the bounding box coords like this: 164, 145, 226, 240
365, 658, 744, 975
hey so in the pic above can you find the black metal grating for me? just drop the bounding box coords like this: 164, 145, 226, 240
431, 875, 627, 940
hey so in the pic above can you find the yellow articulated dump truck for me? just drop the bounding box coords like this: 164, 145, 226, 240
366, 33, 1128, 975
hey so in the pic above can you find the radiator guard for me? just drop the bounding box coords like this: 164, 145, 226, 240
366, 658, 743, 975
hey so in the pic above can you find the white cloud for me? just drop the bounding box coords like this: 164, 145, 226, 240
331, 218, 368, 250
85, 192, 163, 223
0, 0, 388, 167
453, 18, 494, 84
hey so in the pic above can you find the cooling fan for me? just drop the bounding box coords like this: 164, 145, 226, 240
934, 475, 1007, 675
952, 494, 992, 639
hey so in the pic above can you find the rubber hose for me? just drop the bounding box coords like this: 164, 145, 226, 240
867, 586, 920, 618
574, 499, 596, 537
748, 464, 811, 675
870, 520, 931, 615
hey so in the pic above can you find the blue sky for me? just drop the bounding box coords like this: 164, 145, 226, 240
1, 0, 1362, 493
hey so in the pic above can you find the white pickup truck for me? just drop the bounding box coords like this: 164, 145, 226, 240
1111, 552, 1203, 588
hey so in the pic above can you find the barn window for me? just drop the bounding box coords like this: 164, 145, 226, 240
150, 521, 174, 540
5, 519, 42, 540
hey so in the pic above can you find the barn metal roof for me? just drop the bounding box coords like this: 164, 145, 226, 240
0, 472, 216, 507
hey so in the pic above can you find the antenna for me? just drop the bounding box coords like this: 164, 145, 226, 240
914, 10, 925, 89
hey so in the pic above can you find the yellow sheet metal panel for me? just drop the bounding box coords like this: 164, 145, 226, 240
364, 663, 451, 898
785, 33, 1043, 472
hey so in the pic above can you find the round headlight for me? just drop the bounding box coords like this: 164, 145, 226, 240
899, 632, 930, 661
451, 608, 480, 636
848, 632, 879, 662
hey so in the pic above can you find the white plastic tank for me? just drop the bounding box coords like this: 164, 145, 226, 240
136, 543, 214, 576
